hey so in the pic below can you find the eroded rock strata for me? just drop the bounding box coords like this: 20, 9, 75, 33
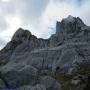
0, 15, 90, 90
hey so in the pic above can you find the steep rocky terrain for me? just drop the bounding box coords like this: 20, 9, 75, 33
0, 15, 90, 90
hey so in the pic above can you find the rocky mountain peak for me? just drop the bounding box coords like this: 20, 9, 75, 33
12, 28, 32, 42
0, 15, 90, 90
56, 15, 86, 35
62, 15, 85, 26
63, 15, 75, 22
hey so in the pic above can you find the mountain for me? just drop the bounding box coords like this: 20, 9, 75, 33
0, 15, 90, 90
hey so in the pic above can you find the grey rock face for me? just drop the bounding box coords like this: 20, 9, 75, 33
1, 64, 38, 87
0, 15, 90, 88
25, 42, 90, 74
56, 15, 85, 35
56, 15, 86, 43
18, 84, 46, 90
18, 76, 61, 90
0, 79, 6, 88
12, 28, 32, 42
0, 28, 50, 63
0, 28, 32, 63
39, 76, 61, 90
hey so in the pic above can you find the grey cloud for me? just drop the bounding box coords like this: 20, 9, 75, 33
15, 0, 49, 20
0, 0, 49, 24
0, 16, 8, 31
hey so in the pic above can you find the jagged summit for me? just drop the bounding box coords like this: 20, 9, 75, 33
12, 28, 32, 41
62, 15, 85, 25
12, 15, 86, 43
63, 15, 75, 22
56, 15, 86, 35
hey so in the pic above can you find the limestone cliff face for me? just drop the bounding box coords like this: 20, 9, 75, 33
0, 28, 50, 64
0, 15, 90, 89
0, 15, 89, 63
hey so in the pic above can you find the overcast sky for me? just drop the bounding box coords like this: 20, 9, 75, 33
0, 0, 90, 49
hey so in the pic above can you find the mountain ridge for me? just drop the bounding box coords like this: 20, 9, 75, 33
0, 15, 90, 90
